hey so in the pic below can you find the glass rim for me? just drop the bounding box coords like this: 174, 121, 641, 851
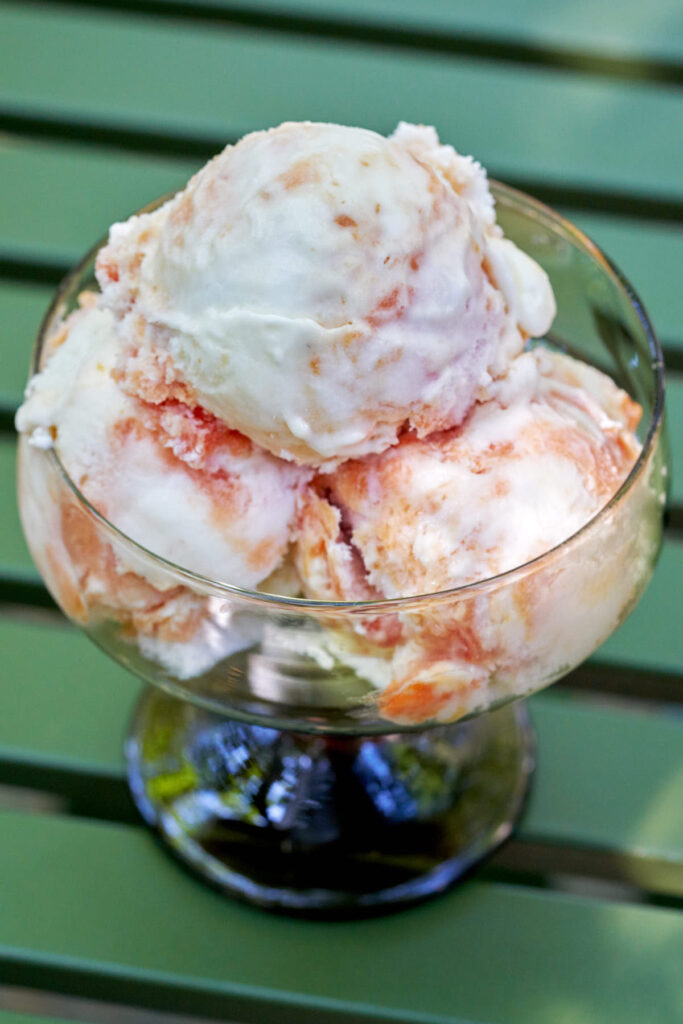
31, 181, 666, 614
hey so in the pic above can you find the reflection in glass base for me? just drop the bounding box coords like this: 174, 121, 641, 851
126, 688, 535, 917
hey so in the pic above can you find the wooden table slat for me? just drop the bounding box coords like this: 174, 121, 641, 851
664, 377, 682, 501
1, 3, 683, 200
0, 281, 54, 414
569, 216, 683, 350
0, 439, 32, 580
527, 697, 683, 868
120, 0, 683, 65
594, 538, 683, 673
0, 139, 195, 270
1, 809, 682, 1024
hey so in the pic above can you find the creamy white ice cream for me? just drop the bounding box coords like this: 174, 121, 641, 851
95, 121, 555, 466
17, 303, 307, 587
297, 349, 641, 599
295, 348, 644, 721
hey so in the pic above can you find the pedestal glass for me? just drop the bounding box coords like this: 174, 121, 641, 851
17, 185, 667, 915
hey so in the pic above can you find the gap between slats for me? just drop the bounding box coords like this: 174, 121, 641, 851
1, 111, 682, 226
25, 0, 683, 88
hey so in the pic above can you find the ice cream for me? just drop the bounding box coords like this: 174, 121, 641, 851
94, 121, 554, 466
17, 300, 306, 584
16, 296, 308, 668
298, 349, 641, 600
295, 347, 643, 722
16, 120, 650, 725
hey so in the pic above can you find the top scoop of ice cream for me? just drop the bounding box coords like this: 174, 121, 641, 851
96, 121, 555, 466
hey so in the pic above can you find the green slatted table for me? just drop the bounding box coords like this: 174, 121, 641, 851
1, 2, 682, 1022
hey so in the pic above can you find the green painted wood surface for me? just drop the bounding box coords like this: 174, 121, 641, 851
130, 0, 683, 64
574, 217, 683, 349
528, 699, 683, 868
0, 439, 32, 580
0, 139, 194, 269
0, 618, 137, 775
0, 3, 679, 1022
1, 613, 682, 877
666, 376, 683, 498
595, 538, 683, 673
0, 281, 53, 412
1, 4, 682, 200
0, 810, 682, 1024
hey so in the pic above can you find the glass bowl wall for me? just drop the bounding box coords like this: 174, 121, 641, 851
17, 185, 667, 736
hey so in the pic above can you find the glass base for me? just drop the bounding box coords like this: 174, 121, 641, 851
125, 689, 535, 917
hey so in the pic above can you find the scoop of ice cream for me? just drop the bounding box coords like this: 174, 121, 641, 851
16, 302, 307, 586
295, 349, 642, 722
96, 121, 555, 466
296, 349, 640, 599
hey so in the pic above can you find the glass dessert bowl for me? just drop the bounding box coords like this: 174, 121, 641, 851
17, 184, 667, 916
